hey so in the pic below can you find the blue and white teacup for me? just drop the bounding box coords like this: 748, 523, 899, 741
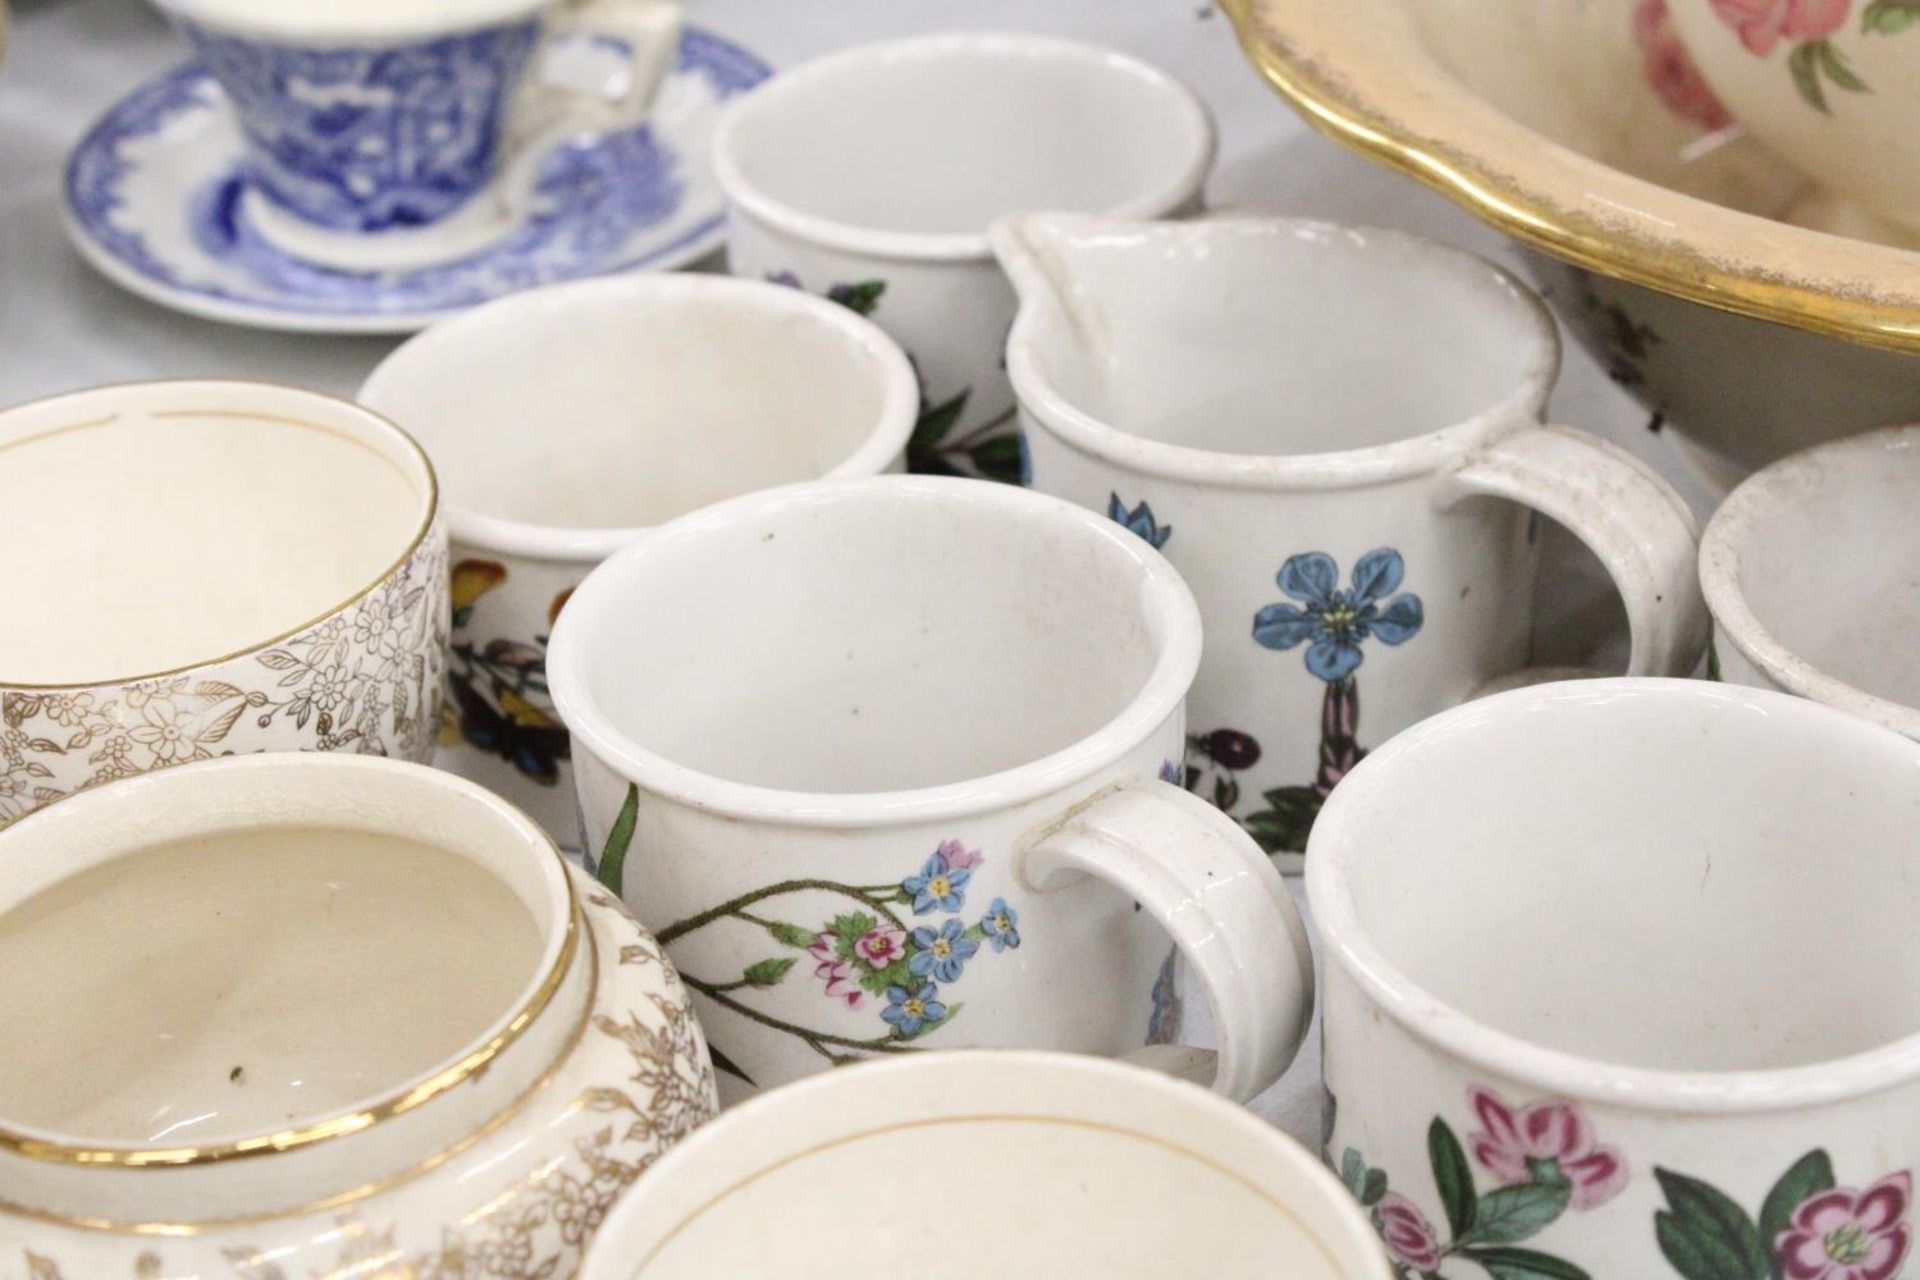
152, 0, 682, 271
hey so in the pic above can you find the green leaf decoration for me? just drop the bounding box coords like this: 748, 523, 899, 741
1789, 41, 1829, 112
1363, 1168, 1389, 1207
1706, 634, 1723, 682
706, 1042, 756, 1086
769, 921, 818, 949
1864, 0, 1920, 33
1653, 1167, 1771, 1280
968, 435, 1027, 484
1428, 1117, 1478, 1241
834, 280, 886, 317
1814, 39, 1869, 92
1214, 775, 1240, 811
909, 389, 970, 453
1242, 786, 1324, 854
1342, 1149, 1369, 1200
741, 957, 795, 988
829, 911, 878, 953
594, 783, 640, 896
1758, 1151, 1835, 1280
1465, 1181, 1571, 1245
1461, 1245, 1592, 1280
857, 957, 913, 996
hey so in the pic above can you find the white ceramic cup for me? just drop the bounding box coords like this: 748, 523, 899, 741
1664, 0, 1920, 238
1308, 677, 1920, 1278
577, 1051, 1394, 1280
359, 274, 917, 847
150, 0, 683, 271
548, 475, 1313, 1105
0, 379, 447, 827
998, 213, 1709, 869
713, 32, 1215, 482
1701, 421, 1920, 739
0, 751, 714, 1275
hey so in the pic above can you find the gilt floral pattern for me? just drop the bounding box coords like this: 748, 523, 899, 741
1337, 1084, 1622, 1279
1655, 1152, 1912, 1280
0, 525, 447, 826
16, 887, 716, 1280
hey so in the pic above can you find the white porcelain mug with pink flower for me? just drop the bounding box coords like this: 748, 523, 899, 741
1309, 676, 1920, 1279
547, 475, 1316, 1107
1664, 0, 1920, 236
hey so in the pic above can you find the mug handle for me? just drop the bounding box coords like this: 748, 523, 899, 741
1446, 425, 1708, 680
1018, 779, 1314, 1103
499, 0, 683, 210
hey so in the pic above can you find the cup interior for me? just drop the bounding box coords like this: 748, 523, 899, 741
360, 278, 910, 539
1315, 680, 1920, 1074
1011, 218, 1551, 457
0, 757, 563, 1149
0, 382, 433, 688
721, 36, 1210, 239
587, 1054, 1383, 1279
1715, 431, 1920, 710
559, 480, 1186, 796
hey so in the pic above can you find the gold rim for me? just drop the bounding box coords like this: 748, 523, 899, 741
635, 1115, 1348, 1273
0, 380, 441, 692
0, 829, 581, 1169
0, 914, 602, 1232
1221, 0, 1920, 355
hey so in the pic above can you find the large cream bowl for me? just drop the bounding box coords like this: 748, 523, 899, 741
1224, 0, 1920, 490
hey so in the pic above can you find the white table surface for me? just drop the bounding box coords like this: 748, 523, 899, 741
0, 0, 1723, 1151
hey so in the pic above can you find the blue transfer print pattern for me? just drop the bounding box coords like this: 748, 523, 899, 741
182, 20, 542, 233
1108, 493, 1173, 549
64, 29, 771, 321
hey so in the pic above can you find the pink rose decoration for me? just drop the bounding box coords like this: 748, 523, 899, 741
1710, 0, 1851, 56
855, 925, 906, 967
807, 932, 864, 1009
1636, 0, 1735, 128
1467, 1086, 1628, 1211
936, 839, 984, 872
1776, 1173, 1911, 1280
1376, 1193, 1443, 1272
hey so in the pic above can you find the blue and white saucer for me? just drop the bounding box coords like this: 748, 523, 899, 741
63, 29, 771, 334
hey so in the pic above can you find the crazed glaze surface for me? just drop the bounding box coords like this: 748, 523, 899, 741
1000, 214, 1708, 867
0, 754, 717, 1278
577, 1053, 1394, 1280
1309, 679, 1920, 1277
1223, 0, 1920, 482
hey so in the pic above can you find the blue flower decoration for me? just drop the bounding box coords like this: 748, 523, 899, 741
902, 850, 971, 915
980, 898, 1021, 952
1108, 493, 1171, 549
909, 918, 979, 981
1252, 549, 1423, 683
882, 982, 948, 1036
